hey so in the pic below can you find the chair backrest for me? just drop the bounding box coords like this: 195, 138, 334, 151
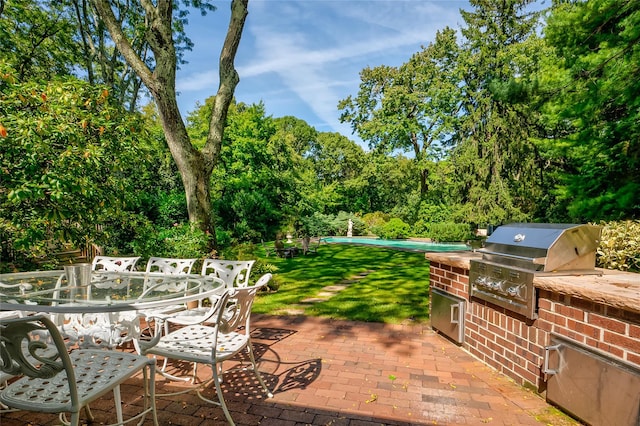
201, 259, 255, 288
0, 315, 78, 407
92, 255, 140, 272
220, 273, 271, 333
145, 257, 196, 275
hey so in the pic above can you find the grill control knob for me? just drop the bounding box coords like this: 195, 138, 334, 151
507, 286, 518, 297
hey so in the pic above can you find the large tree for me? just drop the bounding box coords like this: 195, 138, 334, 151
450, 0, 545, 225
91, 0, 249, 248
338, 28, 461, 196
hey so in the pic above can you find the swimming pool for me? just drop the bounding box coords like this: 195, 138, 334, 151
322, 237, 470, 252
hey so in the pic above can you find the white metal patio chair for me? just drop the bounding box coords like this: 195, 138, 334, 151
139, 256, 198, 319
137, 257, 200, 362
0, 315, 158, 426
201, 259, 255, 289
138, 274, 273, 425
161, 259, 256, 329
91, 255, 141, 272
144, 257, 196, 275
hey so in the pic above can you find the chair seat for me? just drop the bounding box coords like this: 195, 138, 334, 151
138, 276, 273, 425
0, 349, 151, 413
144, 324, 248, 364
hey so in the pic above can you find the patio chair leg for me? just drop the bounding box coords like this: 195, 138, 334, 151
212, 362, 235, 426
247, 341, 273, 398
84, 404, 95, 421
114, 384, 124, 424
69, 412, 81, 426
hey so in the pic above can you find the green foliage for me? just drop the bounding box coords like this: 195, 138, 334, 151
538, 0, 640, 221
130, 223, 211, 260
299, 212, 334, 237
416, 202, 453, 224
451, 0, 545, 225
361, 212, 390, 233
0, 0, 81, 80
299, 212, 365, 237
376, 218, 411, 240
417, 222, 473, 243
190, 100, 299, 242
0, 65, 154, 267
155, 191, 188, 228
596, 220, 640, 272
338, 27, 461, 195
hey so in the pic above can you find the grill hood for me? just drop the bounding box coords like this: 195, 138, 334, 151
481, 223, 602, 272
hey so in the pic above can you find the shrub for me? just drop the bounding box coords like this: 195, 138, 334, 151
300, 212, 334, 237
130, 222, 211, 259
419, 222, 473, 242
596, 220, 640, 272
156, 191, 188, 228
416, 202, 453, 224
300, 212, 365, 237
361, 212, 389, 234
377, 218, 411, 239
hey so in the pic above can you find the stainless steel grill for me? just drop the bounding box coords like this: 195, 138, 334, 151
469, 223, 602, 319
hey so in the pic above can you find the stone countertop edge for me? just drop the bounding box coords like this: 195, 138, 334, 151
425, 252, 640, 315
425, 251, 481, 270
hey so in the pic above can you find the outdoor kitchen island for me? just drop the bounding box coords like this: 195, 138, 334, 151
426, 248, 640, 426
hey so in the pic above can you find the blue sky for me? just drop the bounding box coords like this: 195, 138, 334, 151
176, 1, 470, 146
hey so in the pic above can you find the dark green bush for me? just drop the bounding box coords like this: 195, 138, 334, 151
300, 211, 365, 237
130, 223, 211, 260
300, 212, 334, 237
156, 191, 188, 228
419, 222, 473, 242
376, 218, 411, 239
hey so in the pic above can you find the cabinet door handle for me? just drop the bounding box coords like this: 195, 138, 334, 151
450, 304, 459, 324
543, 344, 561, 375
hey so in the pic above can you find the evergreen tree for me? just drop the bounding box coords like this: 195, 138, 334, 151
451, 0, 546, 225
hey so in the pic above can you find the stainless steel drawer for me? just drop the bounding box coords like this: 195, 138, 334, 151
544, 334, 640, 426
431, 288, 465, 344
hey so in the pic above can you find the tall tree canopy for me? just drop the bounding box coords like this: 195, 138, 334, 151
450, 0, 545, 225
0, 0, 81, 80
338, 28, 461, 196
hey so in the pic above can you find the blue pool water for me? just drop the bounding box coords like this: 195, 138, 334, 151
322, 237, 470, 252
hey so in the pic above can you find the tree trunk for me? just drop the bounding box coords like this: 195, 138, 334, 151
91, 0, 249, 250
153, 91, 215, 244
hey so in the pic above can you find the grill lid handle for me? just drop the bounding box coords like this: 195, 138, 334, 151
479, 249, 547, 265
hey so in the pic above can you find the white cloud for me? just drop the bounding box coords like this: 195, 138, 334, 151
176, 1, 469, 139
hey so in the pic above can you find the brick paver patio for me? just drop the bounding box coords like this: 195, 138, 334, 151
0, 314, 581, 425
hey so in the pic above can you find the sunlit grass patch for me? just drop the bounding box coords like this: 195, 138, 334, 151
252, 243, 431, 323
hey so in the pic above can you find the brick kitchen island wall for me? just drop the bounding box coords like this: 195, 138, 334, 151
429, 261, 640, 389
537, 291, 640, 367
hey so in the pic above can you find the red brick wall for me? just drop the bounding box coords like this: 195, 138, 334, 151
537, 290, 640, 367
429, 261, 468, 300
429, 262, 640, 389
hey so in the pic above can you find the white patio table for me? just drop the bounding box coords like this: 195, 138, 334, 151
0, 270, 225, 348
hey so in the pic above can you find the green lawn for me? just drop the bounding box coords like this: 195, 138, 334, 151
251, 243, 431, 324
